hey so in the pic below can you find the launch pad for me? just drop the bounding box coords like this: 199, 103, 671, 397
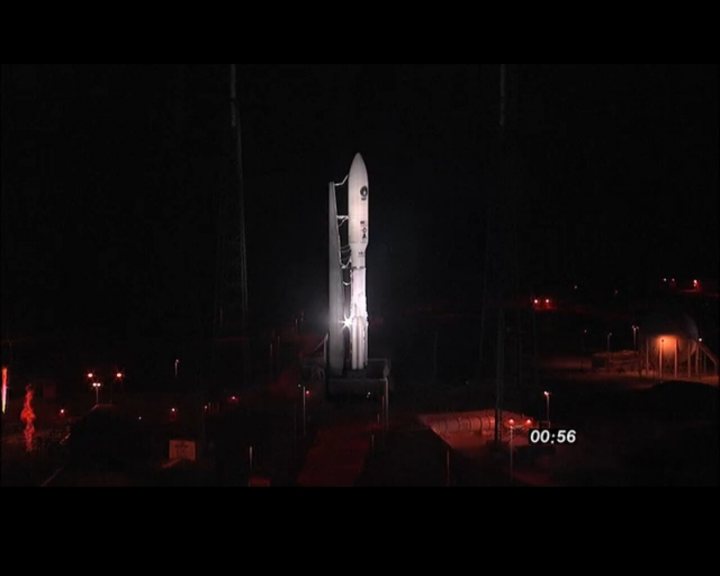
327, 358, 391, 397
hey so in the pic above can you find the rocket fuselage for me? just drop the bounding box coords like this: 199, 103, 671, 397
348, 153, 369, 369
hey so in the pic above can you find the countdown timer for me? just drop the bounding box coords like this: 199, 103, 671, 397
529, 429, 577, 445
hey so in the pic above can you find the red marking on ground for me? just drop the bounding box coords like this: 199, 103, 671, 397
297, 422, 372, 487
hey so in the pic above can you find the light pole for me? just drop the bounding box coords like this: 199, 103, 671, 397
543, 390, 551, 427
607, 332, 613, 371
631, 325, 639, 350
301, 384, 308, 437
113, 371, 123, 404
659, 337, 664, 379
508, 418, 515, 485
92, 381, 102, 406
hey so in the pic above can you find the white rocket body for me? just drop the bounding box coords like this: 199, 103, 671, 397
348, 153, 369, 370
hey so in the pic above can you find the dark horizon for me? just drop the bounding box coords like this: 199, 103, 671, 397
2, 64, 718, 346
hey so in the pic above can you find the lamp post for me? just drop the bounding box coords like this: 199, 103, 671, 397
606, 332, 613, 371
301, 384, 307, 437
659, 337, 664, 379
508, 418, 515, 485
631, 325, 639, 350
113, 371, 123, 404
92, 381, 102, 406
543, 390, 551, 427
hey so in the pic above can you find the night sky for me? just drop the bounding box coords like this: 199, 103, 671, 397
2, 65, 717, 349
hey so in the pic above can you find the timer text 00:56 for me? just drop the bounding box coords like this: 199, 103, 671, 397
528, 429, 577, 445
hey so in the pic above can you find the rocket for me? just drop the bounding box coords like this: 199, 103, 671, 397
348, 153, 369, 370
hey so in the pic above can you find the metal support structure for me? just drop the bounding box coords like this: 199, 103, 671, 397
230, 65, 249, 331
328, 182, 345, 376
213, 64, 251, 383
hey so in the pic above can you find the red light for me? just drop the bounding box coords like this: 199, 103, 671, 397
533, 299, 539, 305
545, 298, 550, 304
87, 372, 93, 379
508, 418, 515, 426
116, 372, 123, 379
59, 408, 65, 416
693, 279, 699, 288
171, 407, 176, 413
525, 419, 532, 426
305, 390, 310, 396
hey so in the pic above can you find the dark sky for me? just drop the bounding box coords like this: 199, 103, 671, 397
2, 64, 717, 344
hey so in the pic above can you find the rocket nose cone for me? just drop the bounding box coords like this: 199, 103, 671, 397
350, 153, 368, 181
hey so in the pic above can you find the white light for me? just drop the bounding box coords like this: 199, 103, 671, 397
343, 316, 352, 329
